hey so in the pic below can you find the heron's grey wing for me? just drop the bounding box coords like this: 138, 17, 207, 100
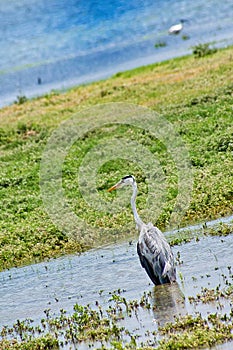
138, 224, 176, 284
157, 250, 173, 284
149, 226, 176, 283
137, 242, 161, 285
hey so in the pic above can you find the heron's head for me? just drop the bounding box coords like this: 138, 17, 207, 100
107, 175, 135, 192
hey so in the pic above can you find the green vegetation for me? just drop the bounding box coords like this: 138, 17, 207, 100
192, 43, 217, 58
158, 313, 233, 349
0, 46, 233, 272
154, 41, 167, 48
14, 94, 28, 105
181, 34, 190, 41
1, 282, 233, 349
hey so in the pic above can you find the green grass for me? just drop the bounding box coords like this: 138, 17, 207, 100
0, 46, 233, 271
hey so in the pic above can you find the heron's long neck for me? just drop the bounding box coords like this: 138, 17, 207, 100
131, 182, 143, 230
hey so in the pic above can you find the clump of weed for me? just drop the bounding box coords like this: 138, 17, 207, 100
192, 43, 217, 58
204, 223, 233, 237
158, 313, 233, 349
14, 95, 28, 105
154, 41, 167, 48
188, 284, 233, 305
182, 34, 190, 40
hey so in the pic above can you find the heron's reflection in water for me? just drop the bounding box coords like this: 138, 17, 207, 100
151, 282, 186, 327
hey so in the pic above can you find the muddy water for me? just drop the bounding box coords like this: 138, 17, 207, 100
0, 217, 233, 348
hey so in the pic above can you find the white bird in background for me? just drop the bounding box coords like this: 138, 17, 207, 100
168, 19, 186, 35
108, 175, 176, 285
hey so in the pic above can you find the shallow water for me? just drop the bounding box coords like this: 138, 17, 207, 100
0, 0, 233, 106
0, 217, 233, 348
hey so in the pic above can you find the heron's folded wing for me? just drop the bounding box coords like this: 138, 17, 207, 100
137, 242, 161, 285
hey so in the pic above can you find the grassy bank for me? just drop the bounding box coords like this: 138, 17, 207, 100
0, 46, 233, 271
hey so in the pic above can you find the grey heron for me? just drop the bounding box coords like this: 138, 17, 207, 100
108, 175, 176, 285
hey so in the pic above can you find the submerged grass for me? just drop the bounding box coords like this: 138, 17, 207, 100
0, 46, 233, 271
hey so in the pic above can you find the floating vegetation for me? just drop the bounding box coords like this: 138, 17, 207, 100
158, 313, 233, 349
189, 285, 233, 305
205, 222, 233, 237
165, 221, 233, 250
154, 41, 167, 48
182, 34, 190, 40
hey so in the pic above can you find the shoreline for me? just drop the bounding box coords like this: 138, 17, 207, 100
1, 47, 191, 108
1, 34, 233, 109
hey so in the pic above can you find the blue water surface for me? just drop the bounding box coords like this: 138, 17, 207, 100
0, 0, 233, 106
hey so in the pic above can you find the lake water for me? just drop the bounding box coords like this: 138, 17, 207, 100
0, 216, 233, 348
0, 0, 233, 107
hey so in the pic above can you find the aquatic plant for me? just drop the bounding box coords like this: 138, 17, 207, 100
158, 313, 233, 349
154, 41, 166, 48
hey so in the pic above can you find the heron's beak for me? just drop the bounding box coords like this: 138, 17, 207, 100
107, 181, 121, 192
107, 185, 117, 192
